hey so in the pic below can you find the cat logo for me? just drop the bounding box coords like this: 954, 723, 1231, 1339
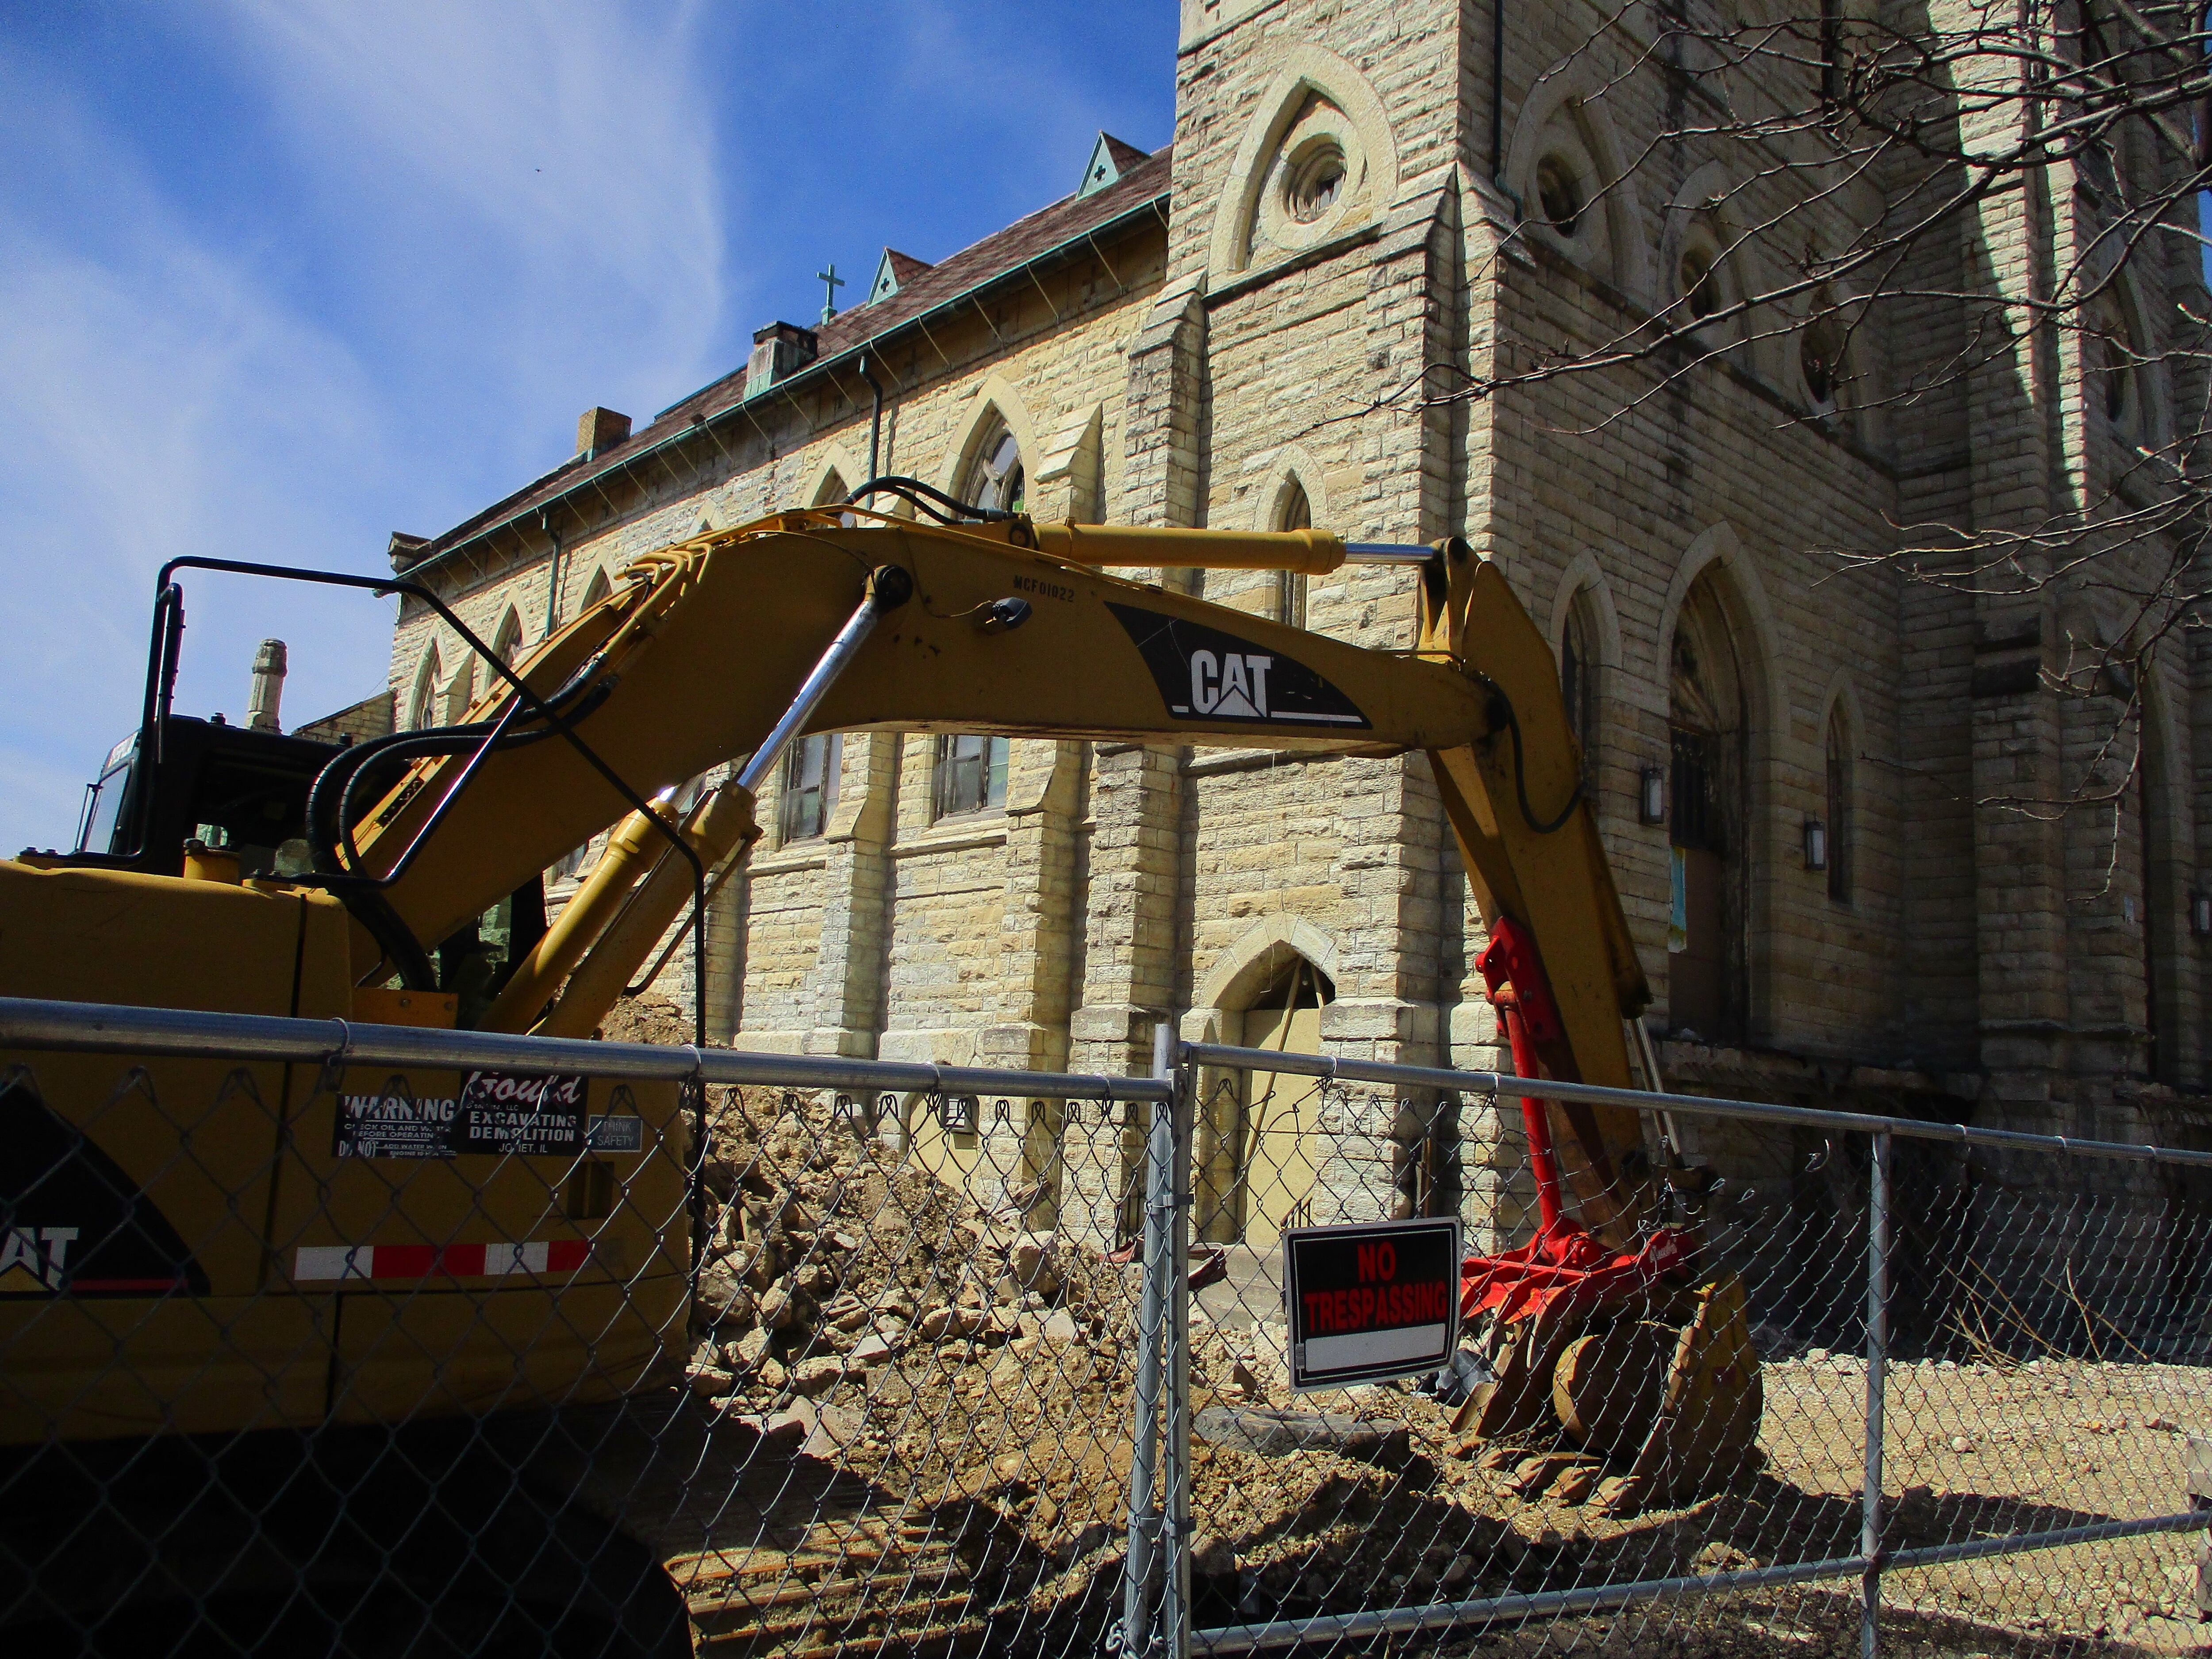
1, 1077, 208, 1297
0, 1226, 77, 1294
1106, 602, 1371, 730
1185, 649, 1274, 719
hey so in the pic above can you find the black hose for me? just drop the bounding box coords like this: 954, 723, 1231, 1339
1473, 671, 1584, 835
305, 671, 612, 873
841, 474, 1014, 525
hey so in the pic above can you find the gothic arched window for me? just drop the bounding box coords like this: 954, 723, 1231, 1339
405, 646, 441, 731
1561, 589, 1599, 784
961, 418, 1024, 515
1274, 478, 1310, 630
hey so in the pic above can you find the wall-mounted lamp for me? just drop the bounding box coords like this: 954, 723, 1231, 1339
2193, 891, 2212, 937
1803, 817, 1828, 871
1639, 765, 1666, 826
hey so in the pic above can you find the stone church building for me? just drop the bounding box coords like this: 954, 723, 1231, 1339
376, 2, 2212, 1273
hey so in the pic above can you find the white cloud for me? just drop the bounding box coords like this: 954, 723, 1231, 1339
0, 4, 729, 856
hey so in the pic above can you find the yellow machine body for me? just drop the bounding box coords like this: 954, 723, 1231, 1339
0, 860, 687, 1442
3, 508, 1701, 1459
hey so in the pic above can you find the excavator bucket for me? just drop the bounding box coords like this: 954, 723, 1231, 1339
1454, 1266, 1763, 1511
1455, 918, 1762, 1510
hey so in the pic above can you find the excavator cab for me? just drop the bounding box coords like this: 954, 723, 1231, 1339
66, 714, 341, 879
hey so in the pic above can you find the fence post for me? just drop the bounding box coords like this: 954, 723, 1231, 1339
1122, 1026, 1179, 1659
1861, 1129, 1891, 1659
1164, 1036, 1196, 1659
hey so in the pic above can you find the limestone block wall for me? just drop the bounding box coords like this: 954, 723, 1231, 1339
372, 0, 2212, 1260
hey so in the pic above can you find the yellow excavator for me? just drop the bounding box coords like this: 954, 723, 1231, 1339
0, 480, 1757, 1651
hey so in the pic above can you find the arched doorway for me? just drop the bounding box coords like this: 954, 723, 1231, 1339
1194, 952, 1335, 1246
1667, 572, 1749, 1043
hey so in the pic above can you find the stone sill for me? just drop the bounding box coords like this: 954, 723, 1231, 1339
891, 822, 1010, 858
748, 851, 830, 876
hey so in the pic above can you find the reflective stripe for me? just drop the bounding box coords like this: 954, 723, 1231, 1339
291, 1240, 589, 1282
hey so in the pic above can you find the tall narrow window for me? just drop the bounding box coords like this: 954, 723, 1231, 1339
1818, 0, 1843, 109
934, 734, 1008, 818
1274, 479, 1311, 630
961, 418, 1024, 515
1560, 590, 1598, 783
1825, 707, 1854, 904
581, 566, 613, 611
406, 647, 441, 731
492, 609, 524, 668
779, 733, 843, 842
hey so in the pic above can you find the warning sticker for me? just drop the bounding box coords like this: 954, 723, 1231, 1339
333, 1088, 458, 1159
586, 1114, 645, 1153
333, 1072, 587, 1159
1283, 1217, 1462, 1391
453, 1071, 587, 1156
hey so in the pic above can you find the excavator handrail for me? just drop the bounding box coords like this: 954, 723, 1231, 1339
132, 553, 710, 1036
1177, 1039, 2212, 1166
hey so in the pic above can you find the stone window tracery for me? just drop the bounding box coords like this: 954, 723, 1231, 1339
2088, 288, 2146, 445
1535, 153, 1585, 237
1284, 141, 1346, 224
1247, 92, 1365, 265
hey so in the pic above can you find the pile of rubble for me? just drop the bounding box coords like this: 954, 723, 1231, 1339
679, 1083, 1124, 1423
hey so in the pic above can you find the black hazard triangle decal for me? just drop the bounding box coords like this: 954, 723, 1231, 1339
1106, 603, 1371, 730
0, 1075, 207, 1297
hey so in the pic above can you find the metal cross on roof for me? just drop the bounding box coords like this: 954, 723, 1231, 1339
817, 263, 846, 324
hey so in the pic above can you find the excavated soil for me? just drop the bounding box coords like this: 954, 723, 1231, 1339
589, 998, 2207, 1656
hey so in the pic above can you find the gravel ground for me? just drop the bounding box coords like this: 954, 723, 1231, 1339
590, 998, 2209, 1656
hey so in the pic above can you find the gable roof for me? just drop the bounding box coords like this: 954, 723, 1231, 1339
411, 144, 1172, 573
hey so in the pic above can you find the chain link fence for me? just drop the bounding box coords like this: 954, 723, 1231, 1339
1144, 1041, 2212, 1659
6, 997, 2212, 1658
0, 999, 1170, 1658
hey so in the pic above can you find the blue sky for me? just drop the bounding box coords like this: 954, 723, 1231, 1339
0, 1, 1176, 855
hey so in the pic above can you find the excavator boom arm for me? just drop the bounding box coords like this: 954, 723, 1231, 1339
350, 510, 1652, 1220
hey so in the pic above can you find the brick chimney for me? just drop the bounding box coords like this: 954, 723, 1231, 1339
247, 638, 288, 733
388, 531, 430, 573
745, 323, 818, 399
577, 406, 632, 459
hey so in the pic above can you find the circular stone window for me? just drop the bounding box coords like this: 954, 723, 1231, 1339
1535, 154, 1583, 237
1678, 247, 1720, 321
1285, 142, 1347, 224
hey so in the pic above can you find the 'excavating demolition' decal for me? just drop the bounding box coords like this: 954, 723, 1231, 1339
1106, 603, 1371, 729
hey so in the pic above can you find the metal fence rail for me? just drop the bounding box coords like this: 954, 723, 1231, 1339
5, 996, 2210, 1658
1148, 1041, 2212, 1659
0, 997, 1173, 1659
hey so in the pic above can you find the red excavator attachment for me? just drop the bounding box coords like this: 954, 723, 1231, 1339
1453, 919, 1761, 1511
